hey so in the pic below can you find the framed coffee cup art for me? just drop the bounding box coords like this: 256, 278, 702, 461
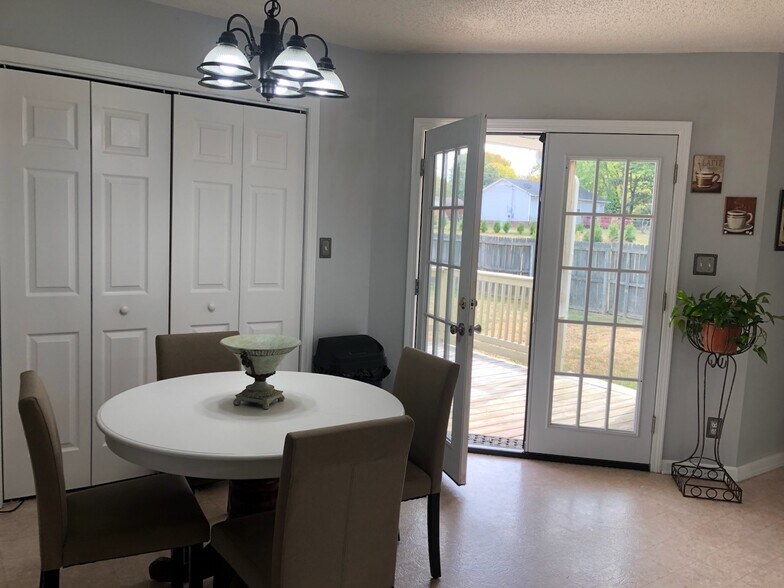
692, 154, 725, 193
775, 190, 784, 251
723, 196, 756, 236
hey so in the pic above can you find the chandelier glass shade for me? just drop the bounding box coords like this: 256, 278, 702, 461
197, 0, 348, 101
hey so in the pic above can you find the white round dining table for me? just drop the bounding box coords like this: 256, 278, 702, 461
96, 371, 404, 480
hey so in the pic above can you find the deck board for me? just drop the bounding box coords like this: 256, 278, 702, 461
468, 352, 637, 442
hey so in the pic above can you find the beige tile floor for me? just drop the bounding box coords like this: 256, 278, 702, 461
3, 454, 784, 587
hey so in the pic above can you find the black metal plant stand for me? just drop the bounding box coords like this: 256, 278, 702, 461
671, 320, 758, 503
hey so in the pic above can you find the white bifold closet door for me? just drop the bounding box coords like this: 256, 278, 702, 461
90, 83, 171, 485
0, 71, 92, 498
171, 95, 243, 333
239, 105, 306, 370
171, 95, 306, 369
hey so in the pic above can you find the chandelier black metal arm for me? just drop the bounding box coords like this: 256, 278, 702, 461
303, 34, 329, 58
197, 0, 346, 101
227, 13, 257, 43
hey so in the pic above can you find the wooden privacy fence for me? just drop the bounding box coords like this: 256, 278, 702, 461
477, 236, 537, 275
431, 235, 537, 275
427, 236, 649, 364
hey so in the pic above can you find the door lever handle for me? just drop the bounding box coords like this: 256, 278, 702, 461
449, 323, 465, 336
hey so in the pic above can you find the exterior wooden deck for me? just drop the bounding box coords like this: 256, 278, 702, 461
468, 352, 637, 443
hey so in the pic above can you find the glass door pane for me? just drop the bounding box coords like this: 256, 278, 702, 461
550, 158, 655, 433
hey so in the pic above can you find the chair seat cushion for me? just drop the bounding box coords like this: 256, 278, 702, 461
402, 460, 432, 501
211, 511, 275, 587
63, 474, 210, 567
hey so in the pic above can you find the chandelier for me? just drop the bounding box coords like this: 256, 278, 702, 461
197, 0, 348, 101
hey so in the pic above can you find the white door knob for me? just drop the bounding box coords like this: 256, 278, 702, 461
119, 305, 129, 316
207, 302, 216, 312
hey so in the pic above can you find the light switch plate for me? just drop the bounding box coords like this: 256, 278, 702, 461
693, 253, 717, 276
319, 237, 332, 259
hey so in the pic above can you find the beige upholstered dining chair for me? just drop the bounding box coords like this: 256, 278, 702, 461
155, 331, 241, 380
18, 370, 210, 588
392, 346, 460, 579
211, 415, 415, 588
156, 331, 243, 496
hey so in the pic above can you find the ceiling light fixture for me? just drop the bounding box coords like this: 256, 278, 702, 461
197, 0, 348, 101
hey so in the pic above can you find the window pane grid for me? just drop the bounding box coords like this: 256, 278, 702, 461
550, 157, 659, 434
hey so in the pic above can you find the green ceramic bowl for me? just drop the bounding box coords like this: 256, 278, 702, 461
220, 334, 301, 375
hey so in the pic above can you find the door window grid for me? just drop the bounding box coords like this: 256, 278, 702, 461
550, 158, 658, 433
423, 147, 466, 360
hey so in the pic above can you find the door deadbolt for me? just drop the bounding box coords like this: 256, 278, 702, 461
449, 322, 465, 336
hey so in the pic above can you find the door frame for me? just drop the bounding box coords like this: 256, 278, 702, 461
0, 45, 321, 503
405, 118, 692, 474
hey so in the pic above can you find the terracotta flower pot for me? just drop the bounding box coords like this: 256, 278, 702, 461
701, 323, 742, 354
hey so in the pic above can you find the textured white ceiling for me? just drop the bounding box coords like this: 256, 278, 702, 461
148, 0, 784, 53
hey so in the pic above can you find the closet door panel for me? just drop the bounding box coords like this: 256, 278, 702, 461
91, 83, 171, 484
240, 107, 306, 371
0, 70, 92, 498
171, 96, 243, 333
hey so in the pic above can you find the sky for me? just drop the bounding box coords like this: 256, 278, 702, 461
485, 142, 542, 178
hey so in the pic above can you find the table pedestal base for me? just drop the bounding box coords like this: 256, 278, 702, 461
227, 478, 280, 517
149, 478, 279, 583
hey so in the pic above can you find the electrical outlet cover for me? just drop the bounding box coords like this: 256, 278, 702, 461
693, 253, 717, 276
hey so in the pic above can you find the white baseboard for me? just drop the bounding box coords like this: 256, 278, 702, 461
660, 452, 784, 482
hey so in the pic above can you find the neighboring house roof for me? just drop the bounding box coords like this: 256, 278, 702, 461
483, 178, 600, 203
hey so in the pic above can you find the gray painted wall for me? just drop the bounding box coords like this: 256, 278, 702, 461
0, 0, 378, 347
3, 0, 784, 468
738, 55, 784, 465
369, 52, 782, 465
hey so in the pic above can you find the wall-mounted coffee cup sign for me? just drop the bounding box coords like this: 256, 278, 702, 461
723, 196, 756, 235
692, 154, 725, 193
696, 170, 721, 188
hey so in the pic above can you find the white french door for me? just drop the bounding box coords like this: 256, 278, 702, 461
527, 133, 677, 464
415, 115, 486, 485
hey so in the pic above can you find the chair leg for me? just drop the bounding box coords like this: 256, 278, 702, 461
189, 543, 204, 588
427, 493, 441, 579
213, 552, 234, 588
171, 547, 185, 588
39, 569, 59, 588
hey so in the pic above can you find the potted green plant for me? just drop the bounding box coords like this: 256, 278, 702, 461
670, 288, 783, 362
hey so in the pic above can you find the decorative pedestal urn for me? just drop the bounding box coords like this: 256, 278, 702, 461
220, 334, 301, 409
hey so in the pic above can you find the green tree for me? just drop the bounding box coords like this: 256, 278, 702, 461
484, 153, 517, 187
516, 223, 526, 235
573, 160, 655, 215
480, 220, 488, 233
581, 229, 591, 242
624, 223, 637, 242
502, 221, 511, 234
593, 226, 603, 242
626, 162, 655, 215
529, 221, 538, 237
607, 221, 620, 242
493, 221, 502, 234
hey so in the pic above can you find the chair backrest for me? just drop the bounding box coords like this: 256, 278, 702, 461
272, 415, 414, 588
392, 347, 460, 494
18, 370, 68, 571
155, 331, 241, 380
